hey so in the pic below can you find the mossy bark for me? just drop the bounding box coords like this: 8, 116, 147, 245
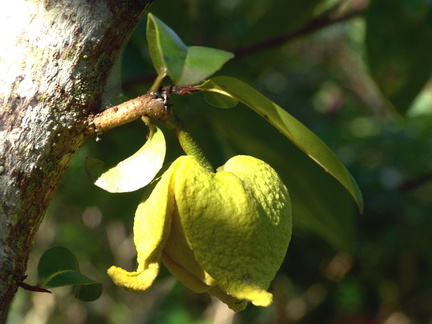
0, 0, 152, 321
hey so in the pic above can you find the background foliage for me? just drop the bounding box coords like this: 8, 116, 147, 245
9, 0, 432, 323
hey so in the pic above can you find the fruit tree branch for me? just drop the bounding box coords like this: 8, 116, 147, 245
233, 6, 366, 59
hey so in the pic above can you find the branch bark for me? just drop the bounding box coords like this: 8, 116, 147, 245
89, 85, 199, 135
89, 94, 168, 135
233, 6, 366, 59
0, 0, 152, 321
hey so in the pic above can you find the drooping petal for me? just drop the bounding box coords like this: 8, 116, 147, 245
86, 120, 166, 193
174, 155, 292, 309
107, 158, 185, 291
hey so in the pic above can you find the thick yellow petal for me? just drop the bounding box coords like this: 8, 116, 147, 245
161, 207, 217, 293
108, 157, 186, 291
174, 155, 291, 308
107, 263, 160, 291
161, 253, 214, 293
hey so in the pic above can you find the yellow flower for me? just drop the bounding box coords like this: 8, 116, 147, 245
108, 155, 292, 311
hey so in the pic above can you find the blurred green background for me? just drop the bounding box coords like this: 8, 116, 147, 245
9, 0, 432, 323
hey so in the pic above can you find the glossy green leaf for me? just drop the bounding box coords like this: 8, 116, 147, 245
365, 0, 432, 113
147, 13, 187, 77
38, 247, 102, 301
197, 76, 363, 212
203, 91, 238, 109
85, 118, 166, 193
146, 13, 234, 85
177, 46, 234, 85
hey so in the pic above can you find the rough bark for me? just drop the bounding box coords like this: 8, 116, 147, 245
0, 0, 152, 321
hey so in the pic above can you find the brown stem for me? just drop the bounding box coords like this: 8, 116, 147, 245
89, 94, 168, 135
88, 86, 200, 136
18, 276, 51, 294
398, 173, 432, 192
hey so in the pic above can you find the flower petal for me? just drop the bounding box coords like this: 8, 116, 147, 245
175, 155, 291, 308
107, 157, 185, 291
162, 208, 217, 293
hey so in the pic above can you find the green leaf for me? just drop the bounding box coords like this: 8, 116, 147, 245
38, 246, 79, 283
365, 0, 432, 113
146, 13, 234, 85
197, 76, 363, 213
203, 90, 238, 109
37, 247, 102, 301
41, 271, 95, 288
177, 46, 234, 85
85, 118, 166, 193
147, 13, 187, 76
74, 283, 103, 302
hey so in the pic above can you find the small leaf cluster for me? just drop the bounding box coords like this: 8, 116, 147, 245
86, 13, 362, 211
37, 247, 102, 302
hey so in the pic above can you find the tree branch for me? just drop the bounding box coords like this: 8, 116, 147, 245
398, 173, 432, 193
233, 7, 366, 59
88, 85, 199, 135
89, 94, 167, 135
0, 0, 153, 320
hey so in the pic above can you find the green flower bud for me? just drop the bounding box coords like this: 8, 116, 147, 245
108, 155, 291, 311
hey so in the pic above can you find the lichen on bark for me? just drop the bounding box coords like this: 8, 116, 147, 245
0, 0, 153, 321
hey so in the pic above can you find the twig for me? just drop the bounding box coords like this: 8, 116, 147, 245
88, 94, 167, 136
398, 173, 432, 192
87, 86, 199, 136
233, 8, 365, 59
18, 276, 51, 294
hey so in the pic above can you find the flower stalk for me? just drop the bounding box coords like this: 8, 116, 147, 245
162, 115, 214, 172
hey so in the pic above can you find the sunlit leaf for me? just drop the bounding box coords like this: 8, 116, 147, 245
197, 76, 363, 212
85, 118, 166, 193
203, 91, 238, 108
177, 46, 234, 86
147, 13, 187, 77
146, 13, 234, 85
37, 247, 102, 301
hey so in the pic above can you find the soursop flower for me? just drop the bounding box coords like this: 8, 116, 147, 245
108, 155, 291, 311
